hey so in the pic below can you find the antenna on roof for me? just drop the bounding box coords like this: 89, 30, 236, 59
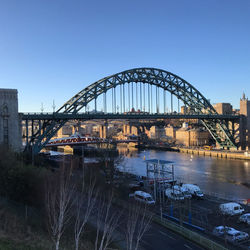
52, 100, 56, 112
41, 103, 44, 113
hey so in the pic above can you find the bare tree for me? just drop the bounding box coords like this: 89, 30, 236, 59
95, 191, 121, 250
126, 201, 153, 250
46, 162, 75, 250
74, 174, 98, 250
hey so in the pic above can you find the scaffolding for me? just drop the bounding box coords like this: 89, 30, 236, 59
145, 159, 175, 204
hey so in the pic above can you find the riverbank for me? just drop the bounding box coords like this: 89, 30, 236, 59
175, 147, 250, 160
136, 144, 179, 152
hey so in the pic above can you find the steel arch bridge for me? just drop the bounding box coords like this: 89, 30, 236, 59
22, 67, 238, 154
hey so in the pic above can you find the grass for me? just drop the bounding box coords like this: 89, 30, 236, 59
0, 238, 44, 250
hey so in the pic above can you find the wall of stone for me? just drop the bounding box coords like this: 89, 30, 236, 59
0, 89, 22, 151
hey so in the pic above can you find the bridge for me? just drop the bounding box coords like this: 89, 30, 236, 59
22, 67, 241, 154
45, 135, 137, 147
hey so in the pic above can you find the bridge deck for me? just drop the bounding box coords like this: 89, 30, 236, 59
21, 112, 240, 120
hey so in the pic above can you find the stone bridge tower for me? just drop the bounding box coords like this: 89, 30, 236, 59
0, 89, 22, 151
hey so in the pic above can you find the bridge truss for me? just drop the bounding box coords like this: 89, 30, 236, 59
22, 68, 239, 154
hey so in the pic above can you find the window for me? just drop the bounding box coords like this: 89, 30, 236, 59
2, 104, 8, 116
3, 118, 8, 144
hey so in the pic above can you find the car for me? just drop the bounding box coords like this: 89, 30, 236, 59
212, 226, 234, 237
238, 213, 250, 225
173, 185, 192, 199
133, 191, 155, 205
225, 229, 249, 242
165, 188, 185, 201
181, 184, 204, 199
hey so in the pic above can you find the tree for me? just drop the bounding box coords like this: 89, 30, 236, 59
126, 201, 153, 250
74, 173, 98, 250
95, 191, 121, 250
46, 162, 75, 250
97, 150, 124, 186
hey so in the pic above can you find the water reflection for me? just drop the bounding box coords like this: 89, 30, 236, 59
118, 147, 250, 200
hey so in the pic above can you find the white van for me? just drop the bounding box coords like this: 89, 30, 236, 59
165, 188, 185, 201
219, 202, 244, 216
173, 185, 192, 199
181, 184, 204, 199
133, 191, 155, 205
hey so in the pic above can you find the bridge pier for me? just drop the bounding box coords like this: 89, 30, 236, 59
99, 122, 108, 139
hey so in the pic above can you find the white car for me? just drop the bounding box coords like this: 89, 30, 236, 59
133, 191, 155, 205
238, 213, 250, 225
212, 226, 234, 237
165, 188, 185, 201
173, 185, 192, 199
181, 184, 204, 199
225, 229, 249, 242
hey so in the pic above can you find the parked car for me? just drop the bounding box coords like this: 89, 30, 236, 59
133, 191, 155, 205
212, 226, 234, 237
219, 202, 244, 216
173, 185, 192, 199
238, 213, 250, 225
181, 184, 204, 199
165, 188, 185, 201
225, 229, 249, 242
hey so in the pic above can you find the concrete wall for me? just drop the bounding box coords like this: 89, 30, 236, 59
0, 89, 22, 151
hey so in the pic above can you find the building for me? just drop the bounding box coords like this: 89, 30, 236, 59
165, 125, 177, 141
213, 103, 233, 114
180, 106, 188, 114
175, 127, 211, 147
240, 93, 250, 149
0, 89, 22, 151
56, 125, 73, 138
147, 126, 165, 139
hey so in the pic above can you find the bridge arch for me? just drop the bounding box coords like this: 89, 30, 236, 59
28, 68, 237, 153
58, 68, 215, 114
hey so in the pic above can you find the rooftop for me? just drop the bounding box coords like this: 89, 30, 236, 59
145, 159, 173, 164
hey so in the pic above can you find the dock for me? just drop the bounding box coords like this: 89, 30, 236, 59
177, 148, 250, 160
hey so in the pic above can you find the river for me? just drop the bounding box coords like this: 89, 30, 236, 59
118, 147, 250, 200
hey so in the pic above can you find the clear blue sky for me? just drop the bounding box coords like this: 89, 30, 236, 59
0, 0, 249, 112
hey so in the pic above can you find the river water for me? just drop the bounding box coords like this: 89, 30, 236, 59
118, 147, 250, 200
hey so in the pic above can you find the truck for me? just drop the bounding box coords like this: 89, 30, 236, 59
181, 184, 204, 199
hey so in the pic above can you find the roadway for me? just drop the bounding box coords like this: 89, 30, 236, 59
141, 222, 203, 250
21, 112, 240, 121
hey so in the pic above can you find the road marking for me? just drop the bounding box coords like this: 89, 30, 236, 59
184, 244, 193, 249
159, 230, 175, 240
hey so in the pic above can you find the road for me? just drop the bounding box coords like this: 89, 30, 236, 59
141, 222, 203, 250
